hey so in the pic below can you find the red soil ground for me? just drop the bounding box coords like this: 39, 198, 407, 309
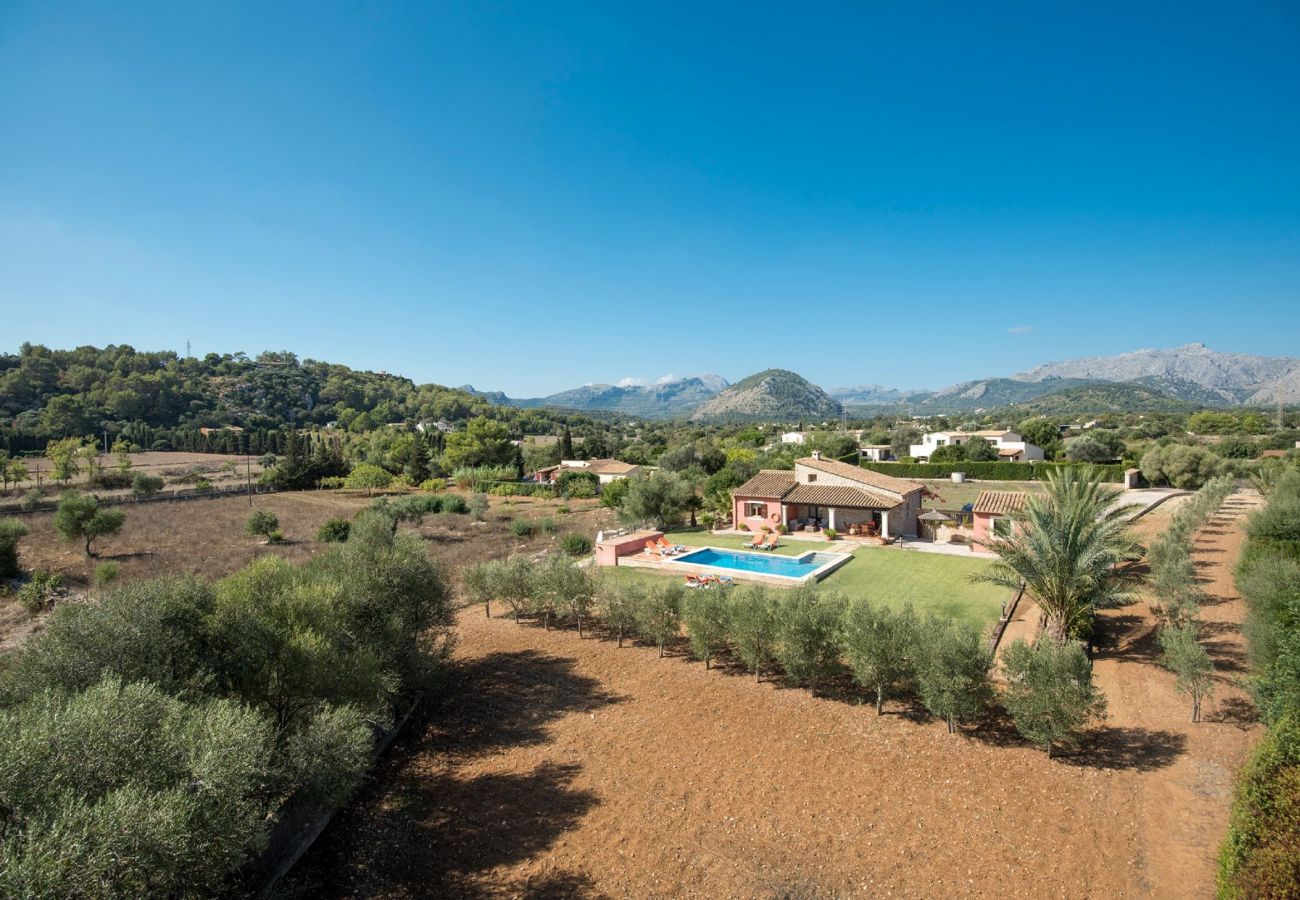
284, 491, 1264, 898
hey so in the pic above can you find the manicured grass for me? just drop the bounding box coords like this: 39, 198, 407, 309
917, 479, 1045, 510
610, 527, 1008, 630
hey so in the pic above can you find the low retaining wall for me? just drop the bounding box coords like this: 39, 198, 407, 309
595, 530, 664, 566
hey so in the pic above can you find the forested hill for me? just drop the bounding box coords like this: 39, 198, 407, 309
0, 343, 565, 447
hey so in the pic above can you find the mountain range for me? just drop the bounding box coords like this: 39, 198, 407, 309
468, 344, 1300, 421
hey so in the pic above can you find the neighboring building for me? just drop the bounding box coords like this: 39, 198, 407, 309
780, 431, 807, 445
860, 444, 892, 462
909, 429, 1045, 462
731, 451, 924, 538
199, 426, 244, 436
971, 490, 1027, 545
415, 420, 456, 434
533, 458, 642, 486
1261, 449, 1288, 459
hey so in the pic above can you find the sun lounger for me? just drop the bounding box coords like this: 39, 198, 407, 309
763, 533, 780, 550
743, 533, 764, 549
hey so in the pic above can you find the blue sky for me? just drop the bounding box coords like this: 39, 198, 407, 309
3, 2, 1298, 395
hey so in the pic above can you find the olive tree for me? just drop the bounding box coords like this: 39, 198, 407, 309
52, 491, 126, 557
839, 599, 918, 714
682, 587, 729, 669
597, 581, 641, 647
774, 587, 843, 689
1000, 638, 1106, 756
915, 618, 992, 733
727, 586, 780, 681
634, 582, 683, 657
246, 509, 280, 541
1160, 624, 1215, 723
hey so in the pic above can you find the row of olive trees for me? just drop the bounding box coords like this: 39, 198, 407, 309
1148, 476, 1236, 722
464, 560, 1105, 752
0, 509, 454, 897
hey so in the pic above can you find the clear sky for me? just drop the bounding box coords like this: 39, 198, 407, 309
3, 2, 1298, 396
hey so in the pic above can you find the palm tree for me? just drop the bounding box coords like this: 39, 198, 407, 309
973, 467, 1141, 644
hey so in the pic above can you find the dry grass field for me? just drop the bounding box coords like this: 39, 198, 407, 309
0, 490, 617, 651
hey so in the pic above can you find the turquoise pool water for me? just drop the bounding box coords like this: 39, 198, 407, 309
673, 547, 845, 580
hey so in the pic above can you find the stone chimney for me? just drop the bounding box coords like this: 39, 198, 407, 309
811, 450, 822, 460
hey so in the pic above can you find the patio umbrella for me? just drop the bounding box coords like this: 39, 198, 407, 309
918, 509, 953, 539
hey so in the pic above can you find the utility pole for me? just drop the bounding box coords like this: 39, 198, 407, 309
247, 453, 253, 507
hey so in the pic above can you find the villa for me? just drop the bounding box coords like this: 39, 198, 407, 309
731, 451, 924, 538
909, 429, 1044, 462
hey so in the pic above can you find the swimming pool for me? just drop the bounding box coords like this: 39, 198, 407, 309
669, 547, 851, 583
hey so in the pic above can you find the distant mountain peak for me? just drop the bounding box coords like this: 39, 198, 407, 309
690, 369, 841, 422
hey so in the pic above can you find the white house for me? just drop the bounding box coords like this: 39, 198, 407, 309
532, 458, 642, 486
859, 444, 892, 462
780, 431, 807, 445
909, 429, 1045, 462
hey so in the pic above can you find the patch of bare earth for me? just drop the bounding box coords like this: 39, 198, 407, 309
1087, 489, 1264, 897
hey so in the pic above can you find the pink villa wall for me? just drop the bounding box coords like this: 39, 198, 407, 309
972, 513, 1019, 546
732, 496, 782, 533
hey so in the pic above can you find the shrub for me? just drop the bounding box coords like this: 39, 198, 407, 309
537, 516, 556, 534
92, 561, 120, 589
1159, 624, 1215, 723
246, 509, 280, 540
1140, 444, 1225, 489
317, 517, 351, 543
419, 478, 444, 491
823, 528, 838, 541
560, 533, 593, 557
131, 472, 165, 497
0, 517, 29, 578
511, 519, 536, 537
468, 493, 489, 521
556, 505, 570, 515
0, 677, 275, 898
17, 569, 61, 614
20, 489, 42, 511
1219, 712, 1300, 897
319, 475, 346, 489
194, 478, 213, 493
53, 492, 126, 558
437, 493, 469, 515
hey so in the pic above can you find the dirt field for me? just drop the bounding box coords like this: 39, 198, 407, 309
0, 490, 617, 652
277, 491, 1263, 899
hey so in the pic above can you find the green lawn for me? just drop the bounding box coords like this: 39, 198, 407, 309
603, 527, 1009, 630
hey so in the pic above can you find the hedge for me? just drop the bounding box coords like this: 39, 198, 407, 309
858, 460, 1125, 483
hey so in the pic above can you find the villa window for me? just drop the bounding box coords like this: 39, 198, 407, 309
806, 473, 817, 482
744, 502, 766, 518
936, 439, 946, 447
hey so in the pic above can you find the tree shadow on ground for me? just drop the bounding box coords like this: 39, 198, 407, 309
1203, 695, 1259, 729
1056, 726, 1187, 771
283, 650, 625, 898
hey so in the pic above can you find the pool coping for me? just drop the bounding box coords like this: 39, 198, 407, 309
663, 545, 853, 586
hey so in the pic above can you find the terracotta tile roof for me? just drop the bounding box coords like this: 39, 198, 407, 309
785, 483, 899, 509
585, 459, 639, 475
972, 490, 1028, 515
732, 470, 798, 498
795, 456, 921, 496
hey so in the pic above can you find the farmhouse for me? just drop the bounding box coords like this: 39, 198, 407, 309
909, 429, 1044, 462
971, 490, 1027, 545
533, 458, 642, 486
732, 451, 924, 538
